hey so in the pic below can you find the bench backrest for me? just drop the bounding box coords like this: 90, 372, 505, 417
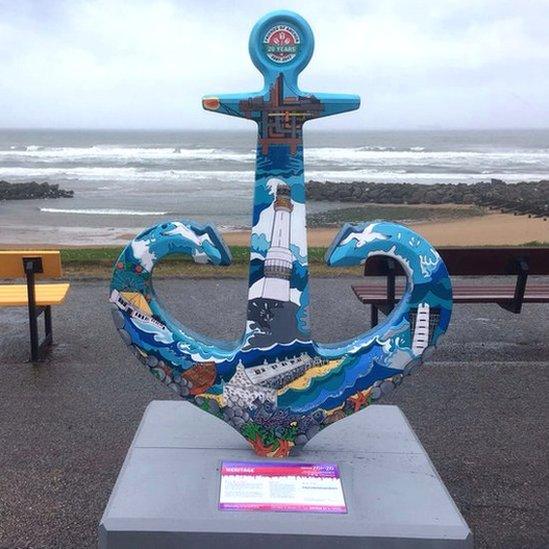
0, 250, 63, 279
362, 247, 549, 276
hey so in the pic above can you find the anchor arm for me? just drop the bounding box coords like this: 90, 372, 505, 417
307, 92, 360, 118
202, 92, 263, 120
317, 221, 452, 358
110, 221, 240, 375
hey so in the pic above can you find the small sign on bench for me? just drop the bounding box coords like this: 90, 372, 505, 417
219, 461, 347, 513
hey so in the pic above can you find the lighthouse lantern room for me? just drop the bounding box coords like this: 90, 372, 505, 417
261, 180, 294, 302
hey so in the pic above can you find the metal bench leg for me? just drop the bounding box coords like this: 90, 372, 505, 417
28, 303, 40, 362
387, 259, 396, 312
25, 263, 40, 362
23, 256, 52, 362
371, 305, 379, 327
500, 258, 529, 314
512, 260, 528, 314
44, 305, 53, 347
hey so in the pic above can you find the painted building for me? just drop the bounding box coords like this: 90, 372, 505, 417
238, 72, 323, 155
410, 302, 431, 354
246, 352, 327, 389
223, 361, 277, 409
261, 182, 294, 302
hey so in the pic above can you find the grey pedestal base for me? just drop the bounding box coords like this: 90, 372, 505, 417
99, 401, 472, 548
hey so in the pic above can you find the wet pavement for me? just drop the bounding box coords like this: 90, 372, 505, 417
0, 278, 547, 548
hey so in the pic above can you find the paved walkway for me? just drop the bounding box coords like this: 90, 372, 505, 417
0, 278, 547, 547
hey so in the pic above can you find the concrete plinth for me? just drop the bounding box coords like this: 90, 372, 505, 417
99, 401, 472, 548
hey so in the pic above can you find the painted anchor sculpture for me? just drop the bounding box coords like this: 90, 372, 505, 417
110, 11, 452, 457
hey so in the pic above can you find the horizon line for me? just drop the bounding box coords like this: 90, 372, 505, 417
1, 126, 549, 133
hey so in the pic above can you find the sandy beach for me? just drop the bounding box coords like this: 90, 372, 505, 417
224, 212, 548, 247
0, 210, 546, 249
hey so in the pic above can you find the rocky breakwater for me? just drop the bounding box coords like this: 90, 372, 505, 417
0, 180, 74, 200
306, 179, 549, 219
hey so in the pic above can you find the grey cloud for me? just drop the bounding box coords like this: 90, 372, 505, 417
0, 0, 547, 129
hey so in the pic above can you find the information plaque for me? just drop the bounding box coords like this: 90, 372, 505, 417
219, 461, 347, 513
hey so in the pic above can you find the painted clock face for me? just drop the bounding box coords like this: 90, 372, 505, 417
263, 24, 301, 64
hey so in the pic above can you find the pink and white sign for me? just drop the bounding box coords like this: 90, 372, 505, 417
218, 461, 347, 513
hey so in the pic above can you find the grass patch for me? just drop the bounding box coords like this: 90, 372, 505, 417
61, 246, 329, 266
521, 241, 549, 247
61, 247, 122, 263
23, 240, 548, 280
58, 245, 344, 279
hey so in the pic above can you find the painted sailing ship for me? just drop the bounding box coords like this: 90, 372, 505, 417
110, 289, 167, 332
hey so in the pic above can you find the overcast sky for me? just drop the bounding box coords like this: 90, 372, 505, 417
0, 0, 547, 130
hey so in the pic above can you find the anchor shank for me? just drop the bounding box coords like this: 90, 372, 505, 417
244, 137, 310, 346
202, 23, 359, 348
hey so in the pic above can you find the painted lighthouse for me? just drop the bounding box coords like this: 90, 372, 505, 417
261, 180, 293, 302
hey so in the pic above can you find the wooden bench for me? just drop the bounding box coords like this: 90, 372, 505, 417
352, 247, 549, 326
0, 251, 70, 361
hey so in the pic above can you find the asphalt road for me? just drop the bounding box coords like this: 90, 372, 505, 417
0, 278, 548, 548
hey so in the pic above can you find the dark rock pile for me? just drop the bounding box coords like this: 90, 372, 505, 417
0, 180, 74, 200
306, 179, 549, 218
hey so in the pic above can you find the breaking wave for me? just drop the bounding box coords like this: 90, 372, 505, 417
1, 165, 546, 184
40, 207, 171, 216
1, 144, 548, 172
1, 132, 548, 200
0, 145, 253, 163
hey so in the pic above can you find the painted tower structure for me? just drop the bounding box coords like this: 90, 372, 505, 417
411, 303, 431, 354
261, 181, 293, 302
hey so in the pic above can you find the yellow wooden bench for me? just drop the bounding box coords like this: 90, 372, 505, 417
0, 251, 70, 361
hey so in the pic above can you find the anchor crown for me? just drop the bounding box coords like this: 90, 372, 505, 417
202, 10, 360, 125
248, 10, 315, 82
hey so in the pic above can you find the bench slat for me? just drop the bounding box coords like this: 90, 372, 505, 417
353, 283, 548, 289
0, 251, 63, 279
352, 284, 548, 289
355, 296, 549, 304
0, 283, 70, 307
361, 247, 549, 276
353, 285, 548, 293
352, 284, 549, 304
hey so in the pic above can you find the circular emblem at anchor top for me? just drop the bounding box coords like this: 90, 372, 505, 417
263, 24, 301, 64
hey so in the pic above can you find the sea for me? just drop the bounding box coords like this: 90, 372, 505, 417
0, 128, 548, 245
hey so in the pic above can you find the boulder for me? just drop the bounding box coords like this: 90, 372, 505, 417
0, 180, 74, 200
